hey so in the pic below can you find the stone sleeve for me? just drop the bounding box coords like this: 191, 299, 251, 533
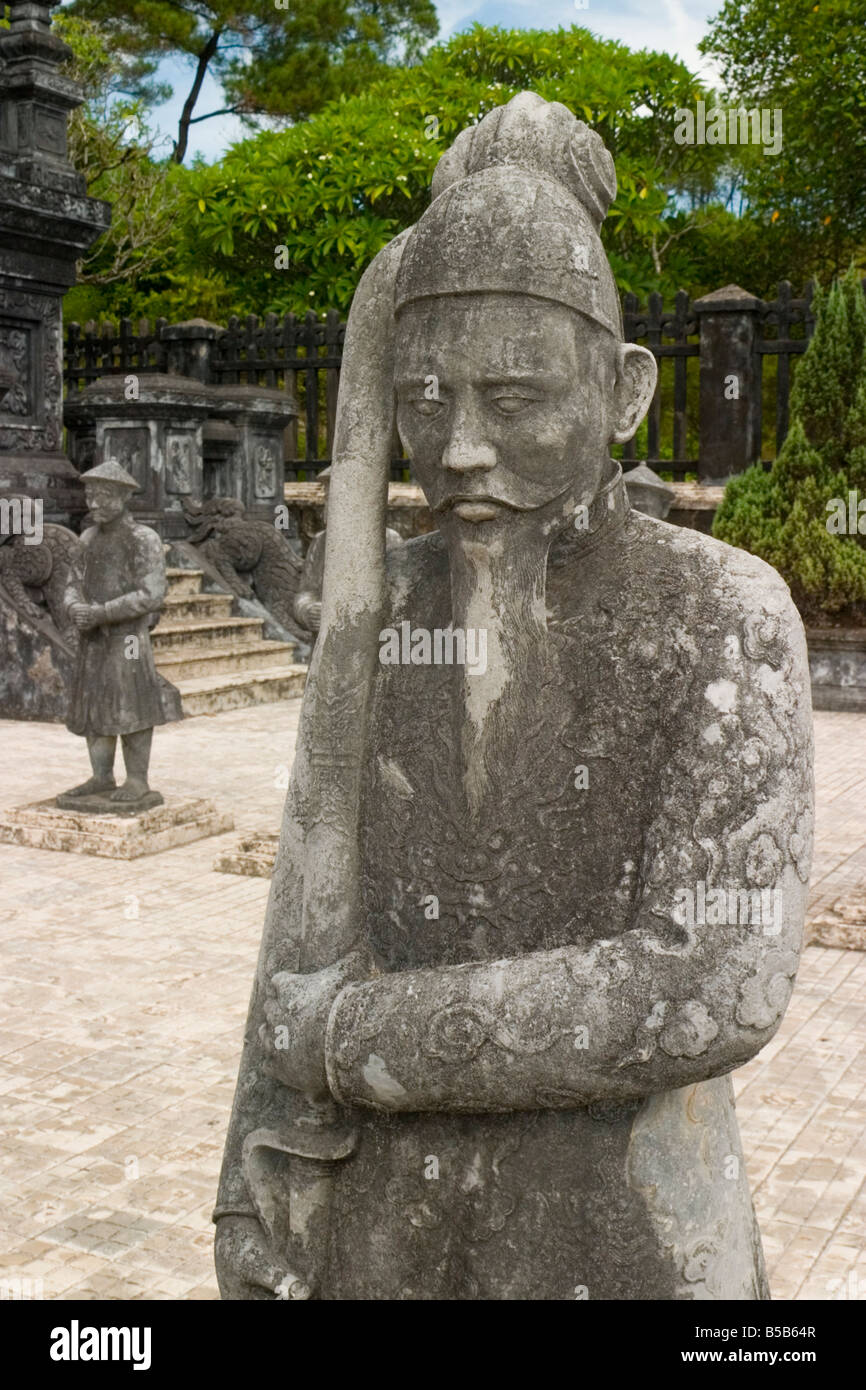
62, 528, 90, 615
100, 529, 167, 624
325, 577, 814, 1116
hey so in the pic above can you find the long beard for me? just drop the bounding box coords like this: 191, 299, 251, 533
447, 522, 554, 822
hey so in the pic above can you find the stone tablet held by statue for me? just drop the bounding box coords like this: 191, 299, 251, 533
215, 93, 813, 1301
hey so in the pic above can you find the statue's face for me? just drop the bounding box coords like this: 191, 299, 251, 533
85, 483, 128, 526
395, 295, 618, 535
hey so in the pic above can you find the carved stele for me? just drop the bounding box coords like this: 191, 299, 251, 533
215, 93, 813, 1301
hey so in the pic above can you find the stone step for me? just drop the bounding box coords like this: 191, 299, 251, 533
151, 616, 264, 651
165, 568, 204, 597
162, 592, 235, 623
155, 640, 296, 682
174, 666, 307, 716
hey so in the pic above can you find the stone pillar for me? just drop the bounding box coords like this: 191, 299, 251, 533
0, 0, 111, 522
210, 387, 297, 524
692, 284, 763, 484
162, 319, 224, 384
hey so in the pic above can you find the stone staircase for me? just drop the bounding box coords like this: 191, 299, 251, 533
154, 567, 306, 715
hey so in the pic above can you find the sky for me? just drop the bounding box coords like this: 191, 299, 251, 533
143, 0, 725, 163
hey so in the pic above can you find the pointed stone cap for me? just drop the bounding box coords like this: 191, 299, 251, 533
692, 283, 761, 312
623, 463, 675, 519
80, 460, 140, 492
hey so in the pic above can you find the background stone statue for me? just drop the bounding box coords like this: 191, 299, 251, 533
58, 460, 180, 811
215, 94, 813, 1300
183, 497, 309, 643
0, 513, 79, 640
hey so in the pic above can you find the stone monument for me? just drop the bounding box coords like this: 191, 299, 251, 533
0, 0, 110, 523
215, 94, 813, 1300
56, 460, 178, 813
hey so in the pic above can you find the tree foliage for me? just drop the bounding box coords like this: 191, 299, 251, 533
135, 25, 726, 321
55, 13, 181, 292
714, 267, 866, 619
65, 0, 438, 161
701, 0, 866, 281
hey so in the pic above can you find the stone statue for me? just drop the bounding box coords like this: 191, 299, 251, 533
182, 497, 309, 643
0, 512, 79, 639
293, 468, 403, 641
215, 94, 813, 1301
58, 460, 177, 811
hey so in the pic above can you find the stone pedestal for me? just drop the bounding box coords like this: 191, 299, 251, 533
0, 1, 111, 524
807, 627, 866, 711
807, 894, 866, 952
214, 829, 279, 878
0, 795, 234, 858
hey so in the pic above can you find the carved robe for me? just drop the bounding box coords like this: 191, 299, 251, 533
64, 515, 169, 737
217, 465, 813, 1300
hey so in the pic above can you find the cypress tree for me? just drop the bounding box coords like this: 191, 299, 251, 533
714, 266, 866, 620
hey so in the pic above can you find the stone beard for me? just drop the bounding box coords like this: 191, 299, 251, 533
449, 520, 550, 820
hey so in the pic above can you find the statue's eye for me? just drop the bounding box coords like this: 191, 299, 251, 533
492, 395, 534, 414
410, 398, 443, 417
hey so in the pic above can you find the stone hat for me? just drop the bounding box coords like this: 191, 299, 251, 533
80, 459, 140, 492
395, 93, 622, 339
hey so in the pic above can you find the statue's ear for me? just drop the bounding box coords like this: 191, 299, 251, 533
610, 343, 657, 444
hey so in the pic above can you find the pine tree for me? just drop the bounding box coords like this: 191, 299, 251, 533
714, 266, 866, 620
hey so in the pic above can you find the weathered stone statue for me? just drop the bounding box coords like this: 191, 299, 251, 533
215, 94, 813, 1300
293, 468, 403, 642
58, 461, 177, 811
182, 496, 309, 644
0, 512, 79, 640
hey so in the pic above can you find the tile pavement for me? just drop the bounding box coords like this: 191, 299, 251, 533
0, 703, 863, 1301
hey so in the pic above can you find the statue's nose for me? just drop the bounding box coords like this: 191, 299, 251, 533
441, 406, 497, 474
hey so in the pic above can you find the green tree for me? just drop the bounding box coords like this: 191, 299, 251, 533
65, 0, 438, 162
714, 267, 866, 619
53, 13, 181, 304
701, 0, 866, 280
148, 25, 726, 321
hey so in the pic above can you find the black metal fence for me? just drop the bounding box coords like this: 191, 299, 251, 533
65, 280, 855, 483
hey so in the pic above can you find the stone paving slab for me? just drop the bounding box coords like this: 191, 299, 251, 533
0, 703, 863, 1301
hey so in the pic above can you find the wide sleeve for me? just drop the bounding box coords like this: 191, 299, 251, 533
324, 579, 814, 1115
62, 529, 89, 615
100, 528, 166, 623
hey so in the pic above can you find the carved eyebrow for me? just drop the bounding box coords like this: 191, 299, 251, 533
395, 372, 550, 388
478, 374, 549, 387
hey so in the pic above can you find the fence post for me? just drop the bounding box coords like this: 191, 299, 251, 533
161, 319, 224, 384
692, 284, 763, 483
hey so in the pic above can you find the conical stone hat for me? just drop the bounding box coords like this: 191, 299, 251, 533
79, 460, 140, 492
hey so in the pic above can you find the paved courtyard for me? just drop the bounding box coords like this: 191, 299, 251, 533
0, 702, 864, 1301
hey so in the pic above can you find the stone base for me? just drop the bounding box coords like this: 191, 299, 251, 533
213, 830, 278, 878
807, 628, 866, 712
0, 797, 234, 859
55, 789, 164, 815
807, 894, 866, 951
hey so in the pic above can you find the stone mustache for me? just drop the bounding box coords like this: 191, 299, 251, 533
215, 93, 814, 1300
